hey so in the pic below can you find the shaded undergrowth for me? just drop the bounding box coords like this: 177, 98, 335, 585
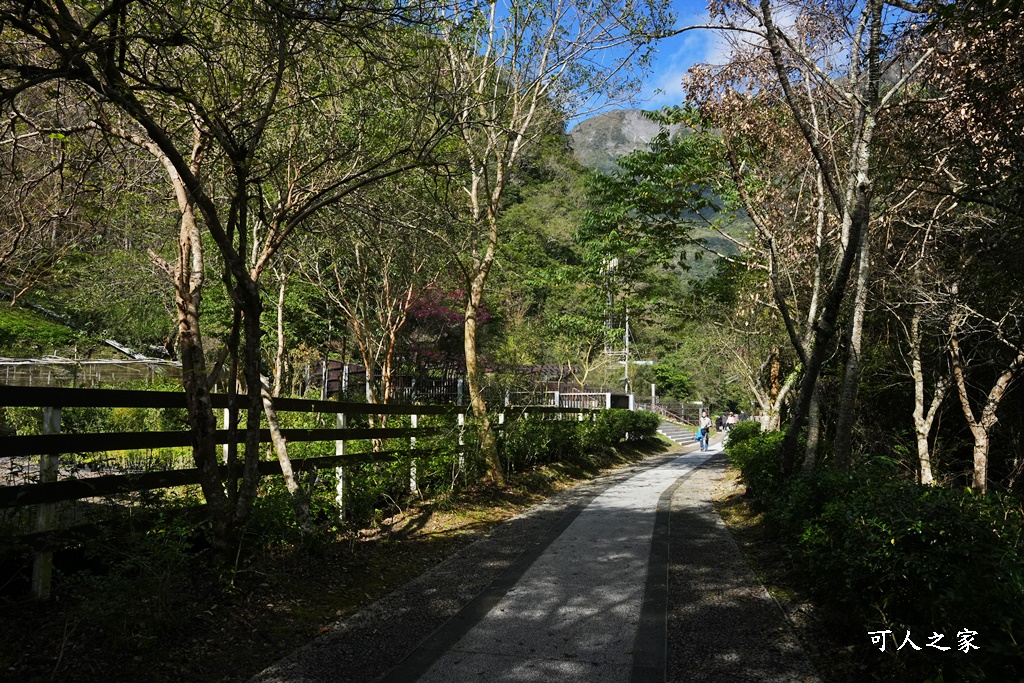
718, 424, 1024, 683
0, 438, 668, 682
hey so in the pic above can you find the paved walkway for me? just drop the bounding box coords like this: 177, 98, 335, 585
253, 441, 819, 683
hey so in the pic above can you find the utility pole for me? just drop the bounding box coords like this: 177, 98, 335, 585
604, 257, 618, 355
622, 304, 630, 394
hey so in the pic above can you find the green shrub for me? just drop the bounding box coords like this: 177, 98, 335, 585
728, 432, 1024, 683
725, 419, 761, 448
767, 468, 851, 537
415, 441, 465, 494
2, 405, 44, 435
591, 409, 659, 445
626, 410, 660, 440
498, 409, 659, 475
594, 409, 630, 445
499, 416, 585, 473
795, 481, 1024, 681
725, 429, 784, 499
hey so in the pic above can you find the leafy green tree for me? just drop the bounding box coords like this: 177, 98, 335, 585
579, 108, 731, 287
0, 0, 451, 551
487, 129, 600, 381
577, 108, 750, 402
294, 178, 455, 406
434, 0, 673, 484
661, 0, 943, 472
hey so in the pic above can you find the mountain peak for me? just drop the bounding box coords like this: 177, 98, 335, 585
569, 109, 680, 173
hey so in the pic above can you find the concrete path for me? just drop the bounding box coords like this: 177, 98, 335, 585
253, 441, 818, 683
406, 449, 716, 683
665, 455, 819, 683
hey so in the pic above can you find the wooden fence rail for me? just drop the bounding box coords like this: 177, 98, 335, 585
0, 385, 462, 413
0, 448, 446, 508
1, 385, 599, 598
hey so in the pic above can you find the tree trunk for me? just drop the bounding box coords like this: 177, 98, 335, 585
769, 372, 795, 432
224, 308, 242, 504
274, 273, 287, 396
802, 379, 822, 472
951, 326, 1024, 494
834, 233, 871, 470
146, 129, 234, 557
465, 272, 503, 485
916, 428, 935, 485
769, 0, 884, 475
232, 277, 265, 527
971, 430, 989, 494
769, 348, 781, 401
261, 378, 313, 533
177, 272, 231, 556
780, 200, 868, 473
909, 306, 946, 485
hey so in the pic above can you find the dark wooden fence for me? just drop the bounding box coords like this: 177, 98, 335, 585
0, 386, 462, 506
0, 385, 598, 598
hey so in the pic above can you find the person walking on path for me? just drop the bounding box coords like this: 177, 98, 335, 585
699, 409, 712, 451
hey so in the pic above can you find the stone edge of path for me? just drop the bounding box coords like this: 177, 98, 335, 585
664, 453, 821, 683
251, 445, 699, 683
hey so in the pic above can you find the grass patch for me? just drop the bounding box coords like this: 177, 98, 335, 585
0, 306, 77, 356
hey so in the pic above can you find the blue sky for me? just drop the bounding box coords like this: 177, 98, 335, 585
567, 0, 721, 126
636, 0, 720, 110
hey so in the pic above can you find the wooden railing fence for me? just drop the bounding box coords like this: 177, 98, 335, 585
0, 385, 598, 598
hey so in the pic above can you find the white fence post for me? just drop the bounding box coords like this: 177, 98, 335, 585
409, 414, 418, 493
335, 412, 347, 522
32, 406, 60, 599
605, 392, 612, 409
457, 411, 466, 476
222, 407, 230, 463
321, 358, 329, 400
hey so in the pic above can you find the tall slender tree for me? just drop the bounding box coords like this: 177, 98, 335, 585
674, 0, 938, 472
435, 0, 672, 484
0, 0, 449, 552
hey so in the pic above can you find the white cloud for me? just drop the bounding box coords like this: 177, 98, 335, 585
641, 34, 707, 107
637, 0, 749, 108
639, 0, 804, 108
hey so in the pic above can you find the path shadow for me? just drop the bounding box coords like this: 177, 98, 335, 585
667, 456, 818, 682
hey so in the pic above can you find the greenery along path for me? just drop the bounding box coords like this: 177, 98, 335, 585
254, 441, 817, 682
